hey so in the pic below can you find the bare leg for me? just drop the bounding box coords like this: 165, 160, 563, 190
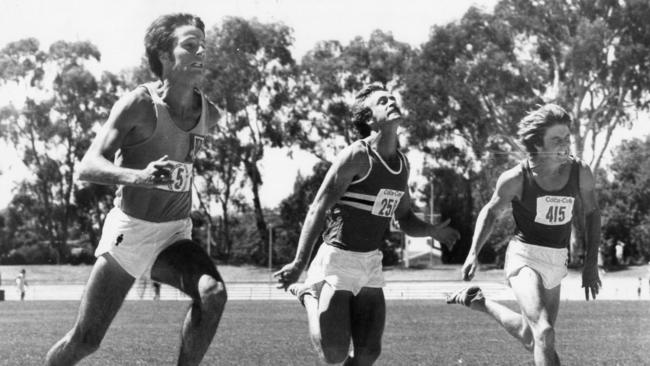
45, 254, 134, 366
343, 287, 385, 366
302, 283, 353, 364
151, 240, 227, 366
468, 296, 535, 351
509, 267, 561, 366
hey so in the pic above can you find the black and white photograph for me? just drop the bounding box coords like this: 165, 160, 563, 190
0, 0, 649, 365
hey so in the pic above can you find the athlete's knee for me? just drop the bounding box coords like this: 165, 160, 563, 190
532, 322, 555, 349
521, 326, 534, 352
318, 345, 349, 364
66, 326, 104, 357
198, 276, 227, 313
355, 344, 382, 364
311, 335, 349, 364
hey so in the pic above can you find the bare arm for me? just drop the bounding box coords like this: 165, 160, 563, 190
578, 162, 602, 300
77, 89, 174, 187
462, 167, 522, 281
394, 189, 460, 248
274, 142, 368, 289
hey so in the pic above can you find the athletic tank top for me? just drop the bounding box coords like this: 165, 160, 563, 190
113, 82, 209, 222
322, 141, 410, 252
512, 158, 580, 249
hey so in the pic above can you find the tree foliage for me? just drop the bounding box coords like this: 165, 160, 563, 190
295, 31, 414, 159
202, 17, 297, 263
0, 38, 120, 261
599, 137, 650, 261
495, 0, 650, 169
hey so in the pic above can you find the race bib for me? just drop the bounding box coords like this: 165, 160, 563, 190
156, 161, 192, 192
371, 189, 404, 217
534, 195, 574, 225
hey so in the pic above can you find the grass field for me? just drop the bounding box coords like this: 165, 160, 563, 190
1, 300, 648, 366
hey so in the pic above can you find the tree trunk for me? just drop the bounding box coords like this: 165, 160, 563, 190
244, 160, 269, 261
220, 200, 232, 261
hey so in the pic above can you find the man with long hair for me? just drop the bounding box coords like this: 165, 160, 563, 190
447, 104, 601, 366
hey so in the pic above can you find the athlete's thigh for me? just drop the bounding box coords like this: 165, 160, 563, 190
543, 284, 561, 326
150, 239, 223, 299
349, 287, 386, 349
318, 283, 353, 347
509, 267, 552, 324
75, 254, 135, 335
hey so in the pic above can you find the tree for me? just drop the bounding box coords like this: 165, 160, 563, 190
202, 17, 297, 263
403, 6, 542, 171
495, 0, 650, 170
599, 137, 650, 262
403, 1, 650, 262
0, 38, 118, 261
193, 132, 247, 261
275, 160, 331, 264
401, 7, 543, 260
295, 31, 414, 160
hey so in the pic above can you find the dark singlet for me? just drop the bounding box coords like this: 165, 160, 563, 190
322, 140, 410, 252
113, 82, 209, 222
512, 158, 580, 249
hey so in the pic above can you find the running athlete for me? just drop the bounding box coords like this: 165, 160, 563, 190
274, 84, 460, 365
45, 13, 226, 366
447, 104, 601, 366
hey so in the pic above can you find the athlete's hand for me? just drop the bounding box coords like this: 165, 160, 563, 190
136, 155, 175, 186
273, 261, 303, 291
461, 252, 478, 281
582, 263, 601, 301
430, 219, 460, 250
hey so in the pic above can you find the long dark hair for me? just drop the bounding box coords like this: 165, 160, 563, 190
144, 13, 205, 79
518, 104, 571, 155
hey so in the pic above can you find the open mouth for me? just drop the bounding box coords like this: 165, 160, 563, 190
191, 62, 203, 69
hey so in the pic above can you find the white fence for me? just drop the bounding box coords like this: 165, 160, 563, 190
1, 276, 646, 301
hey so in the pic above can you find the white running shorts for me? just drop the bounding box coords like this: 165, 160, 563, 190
303, 243, 385, 297
95, 207, 192, 278
504, 239, 568, 289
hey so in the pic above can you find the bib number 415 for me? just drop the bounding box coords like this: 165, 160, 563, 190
534, 195, 574, 226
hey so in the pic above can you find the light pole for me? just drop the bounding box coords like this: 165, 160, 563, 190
268, 225, 273, 281
206, 214, 211, 257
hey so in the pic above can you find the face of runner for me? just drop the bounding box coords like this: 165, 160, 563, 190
162, 25, 206, 83
366, 90, 402, 127
538, 124, 571, 163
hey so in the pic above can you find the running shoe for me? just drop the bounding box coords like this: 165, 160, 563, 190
445, 286, 484, 307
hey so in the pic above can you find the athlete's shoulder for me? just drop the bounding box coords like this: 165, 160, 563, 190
495, 163, 525, 196
499, 164, 524, 185
334, 140, 370, 175
571, 156, 596, 188
112, 85, 155, 120
342, 140, 370, 160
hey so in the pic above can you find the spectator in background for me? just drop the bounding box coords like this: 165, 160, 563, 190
615, 241, 625, 266
16, 269, 27, 301
153, 281, 161, 300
